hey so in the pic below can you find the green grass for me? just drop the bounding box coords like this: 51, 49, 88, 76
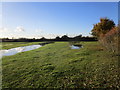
1, 42, 44, 49
2, 41, 119, 88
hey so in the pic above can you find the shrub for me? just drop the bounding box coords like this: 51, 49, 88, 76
99, 26, 120, 54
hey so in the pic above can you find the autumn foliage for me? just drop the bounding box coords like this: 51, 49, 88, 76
99, 26, 119, 53
92, 18, 119, 53
91, 18, 115, 37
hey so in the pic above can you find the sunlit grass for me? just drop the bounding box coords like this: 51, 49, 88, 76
2, 41, 119, 88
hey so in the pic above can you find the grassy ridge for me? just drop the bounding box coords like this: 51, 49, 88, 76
2, 42, 119, 88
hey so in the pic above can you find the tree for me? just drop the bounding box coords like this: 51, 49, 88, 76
40, 37, 46, 41
61, 35, 69, 40
74, 34, 82, 41
55, 36, 61, 41
91, 18, 115, 37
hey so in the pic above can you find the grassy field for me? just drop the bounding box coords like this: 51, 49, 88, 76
1, 42, 44, 49
2, 41, 119, 88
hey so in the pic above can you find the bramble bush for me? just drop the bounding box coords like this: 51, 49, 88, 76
99, 26, 120, 54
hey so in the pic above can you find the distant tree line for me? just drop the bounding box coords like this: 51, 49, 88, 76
1, 35, 97, 42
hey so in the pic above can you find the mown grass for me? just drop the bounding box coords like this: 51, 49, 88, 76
2, 41, 119, 88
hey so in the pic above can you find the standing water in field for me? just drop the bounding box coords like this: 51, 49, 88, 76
0, 45, 42, 58
71, 45, 83, 49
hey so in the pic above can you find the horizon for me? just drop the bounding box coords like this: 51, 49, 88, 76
1, 2, 118, 39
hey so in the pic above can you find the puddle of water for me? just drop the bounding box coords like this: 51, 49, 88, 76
0, 45, 41, 58
71, 45, 83, 49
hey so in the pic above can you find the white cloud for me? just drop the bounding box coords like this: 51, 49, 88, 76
35, 29, 43, 33
15, 26, 25, 32
0, 27, 8, 32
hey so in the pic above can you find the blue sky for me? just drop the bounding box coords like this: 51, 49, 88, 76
1, 2, 118, 38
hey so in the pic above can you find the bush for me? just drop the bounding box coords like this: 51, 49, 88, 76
99, 26, 120, 54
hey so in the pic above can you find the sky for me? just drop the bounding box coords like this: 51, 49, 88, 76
1, 2, 118, 39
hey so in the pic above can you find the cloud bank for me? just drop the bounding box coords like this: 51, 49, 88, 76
15, 26, 25, 32
0, 27, 8, 32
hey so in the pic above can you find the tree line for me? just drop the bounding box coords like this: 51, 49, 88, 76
1, 35, 97, 42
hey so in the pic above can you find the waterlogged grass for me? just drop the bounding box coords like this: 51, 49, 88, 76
2, 42, 44, 49
2, 42, 119, 88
